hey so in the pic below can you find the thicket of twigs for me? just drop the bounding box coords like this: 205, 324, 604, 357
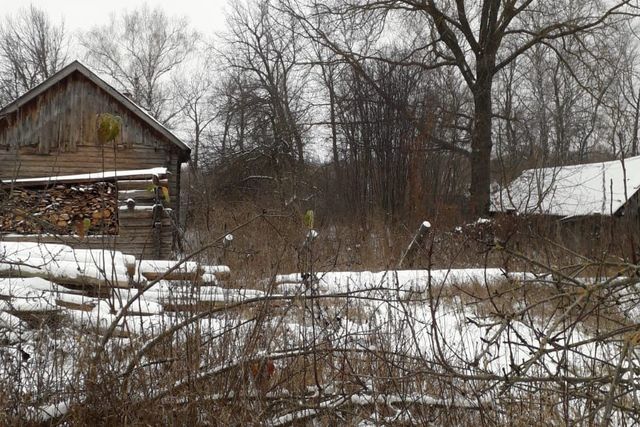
2, 182, 640, 426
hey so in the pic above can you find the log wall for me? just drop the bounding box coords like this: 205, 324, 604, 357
0, 71, 187, 259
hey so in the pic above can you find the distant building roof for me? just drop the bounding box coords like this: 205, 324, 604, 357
490, 156, 640, 218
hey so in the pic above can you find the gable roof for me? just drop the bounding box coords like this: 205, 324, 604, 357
0, 60, 190, 159
491, 156, 640, 218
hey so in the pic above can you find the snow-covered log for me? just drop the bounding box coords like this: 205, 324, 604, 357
137, 260, 202, 281
0, 242, 132, 287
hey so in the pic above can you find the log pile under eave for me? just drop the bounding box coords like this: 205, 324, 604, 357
0, 182, 118, 235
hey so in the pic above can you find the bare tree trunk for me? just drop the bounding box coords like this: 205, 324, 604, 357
327, 76, 340, 179
632, 87, 640, 156
193, 126, 200, 171
470, 61, 494, 217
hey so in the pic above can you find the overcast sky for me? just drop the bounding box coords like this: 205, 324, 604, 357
0, 0, 228, 37
0, 0, 332, 161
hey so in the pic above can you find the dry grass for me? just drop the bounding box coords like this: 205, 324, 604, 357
1, 196, 640, 425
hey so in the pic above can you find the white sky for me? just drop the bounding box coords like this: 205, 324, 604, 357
0, 0, 228, 37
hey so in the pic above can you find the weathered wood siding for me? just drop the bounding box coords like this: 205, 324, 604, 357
0, 73, 170, 152
116, 177, 174, 260
0, 71, 186, 259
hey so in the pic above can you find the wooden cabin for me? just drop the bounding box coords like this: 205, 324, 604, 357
0, 61, 190, 259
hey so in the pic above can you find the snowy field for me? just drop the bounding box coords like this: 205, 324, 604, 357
0, 241, 638, 424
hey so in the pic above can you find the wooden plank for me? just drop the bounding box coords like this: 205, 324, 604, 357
2, 170, 168, 188
116, 242, 172, 252
0, 234, 117, 245
118, 227, 171, 235
0, 150, 169, 171
119, 218, 171, 227
117, 233, 173, 241
118, 189, 157, 202
7, 310, 64, 328
55, 298, 96, 312
118, 208, 156, 219
117, 179, 169, 190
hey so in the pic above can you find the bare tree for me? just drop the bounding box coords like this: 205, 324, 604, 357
493, 16, 638, 189
173, 53, 219, 171
81, 4, 198, 124
600, 25, 640, 158
222, 0, 310, 168
284, 0, 638, 216
0, 5, 68, 105
212, 69, 267, 159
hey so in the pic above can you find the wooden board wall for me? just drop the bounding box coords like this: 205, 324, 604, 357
117, 178, 174, 259
0, 71, 187, 259
0, 73, 172, 152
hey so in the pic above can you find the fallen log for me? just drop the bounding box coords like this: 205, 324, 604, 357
137, 260, 202, 281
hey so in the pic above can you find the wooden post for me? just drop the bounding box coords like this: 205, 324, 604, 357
218, 233, 233, 264
152, 184, 163, 259
398, 221, 431, 269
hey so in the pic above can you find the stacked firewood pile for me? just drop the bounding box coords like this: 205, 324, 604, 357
0, 182, 118, 235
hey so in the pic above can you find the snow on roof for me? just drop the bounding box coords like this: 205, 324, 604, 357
2, 167, 167, 186
491, 156, 640, 218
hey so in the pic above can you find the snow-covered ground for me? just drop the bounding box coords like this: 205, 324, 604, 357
0, 240, 636, 423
